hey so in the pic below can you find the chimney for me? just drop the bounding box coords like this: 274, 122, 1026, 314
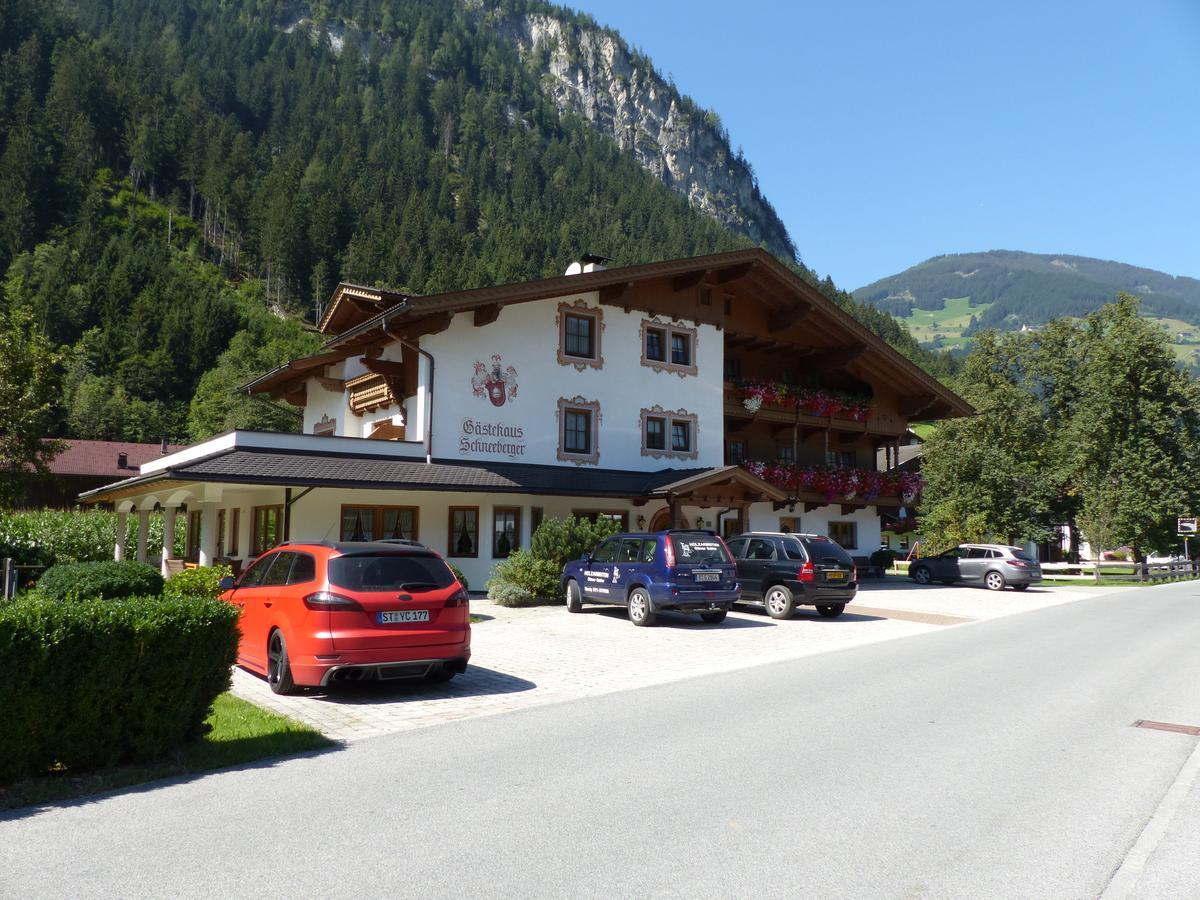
565, 253, 611, 276
117, 452, 128, 469
160, 438, 169, 455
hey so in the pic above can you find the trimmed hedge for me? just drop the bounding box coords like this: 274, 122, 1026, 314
38, 560, 165, 601
163, 565, 233, 602
486, 550, 563, 606
0, 509, 176, 569
0, 595, 240, 782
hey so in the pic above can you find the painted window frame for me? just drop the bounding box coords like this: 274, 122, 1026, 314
640, 318, 698, 377
229, 507, 241, 558
251, 505, 283, 557
639, 406, 698, 460
556, 300, 604, 370
338, 505, 420, 543
557, 396, 601, 465
492, 506, 521, 559
448, 506, 480, 558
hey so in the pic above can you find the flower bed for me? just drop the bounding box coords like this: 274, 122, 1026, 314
742, 461, 922, 503
732, 379, 872, 421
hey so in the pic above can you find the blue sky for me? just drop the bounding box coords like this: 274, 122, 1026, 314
583, 0, 1200, 290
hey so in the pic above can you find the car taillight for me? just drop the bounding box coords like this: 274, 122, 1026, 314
664, 539, 675, 569
303, 591, 363, 610
798, 562, 815, 583
1005, 560, 1029, 568
445, 588, 469, 608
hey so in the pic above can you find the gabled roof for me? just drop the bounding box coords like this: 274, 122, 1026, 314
254, 249, 972, 419
44, 440, 184, 478
318, 283, 410, 335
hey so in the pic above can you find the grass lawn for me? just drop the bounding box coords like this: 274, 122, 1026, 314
0, 693, 333, 813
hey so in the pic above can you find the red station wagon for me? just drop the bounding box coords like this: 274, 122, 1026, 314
219, 541, 471, 694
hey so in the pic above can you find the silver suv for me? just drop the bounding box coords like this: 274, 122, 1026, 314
909, 544, 1042, 591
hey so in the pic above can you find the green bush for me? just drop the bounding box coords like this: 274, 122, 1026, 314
0, 594, 239, 782
529, 516, 621, 569
486, 550, 563, 605
486, 579, 535, 608
0, 508, 179, 569
446, 562, 469, 593
38, 560, 165, 601
163, 565, 233, 601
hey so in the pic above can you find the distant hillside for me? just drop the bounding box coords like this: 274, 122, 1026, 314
855, 251, 1200, 331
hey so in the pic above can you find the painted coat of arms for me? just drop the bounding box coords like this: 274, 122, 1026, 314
471, 355, 518, 407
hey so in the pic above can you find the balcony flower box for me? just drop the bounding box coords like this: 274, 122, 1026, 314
733, 379, 872, 422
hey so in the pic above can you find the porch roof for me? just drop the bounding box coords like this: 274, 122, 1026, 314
78, 445, 742, 503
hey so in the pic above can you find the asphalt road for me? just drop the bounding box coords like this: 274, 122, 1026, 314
4, 581, 1200, 899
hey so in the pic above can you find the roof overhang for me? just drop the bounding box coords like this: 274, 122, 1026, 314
251, 249, 972, 420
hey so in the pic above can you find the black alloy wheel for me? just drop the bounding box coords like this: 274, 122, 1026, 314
267, 630, 297, 695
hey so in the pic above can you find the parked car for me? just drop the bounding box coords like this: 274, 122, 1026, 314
725, 532, 858, 619
561, 530, 740, 626
219, 541, 471, 694
908, 544, 1043, 591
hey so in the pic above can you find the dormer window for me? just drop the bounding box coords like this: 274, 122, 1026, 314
557, 300, 603, 370
641, 319, 697, 376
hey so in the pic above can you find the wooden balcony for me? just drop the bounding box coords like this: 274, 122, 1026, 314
724, 382, 903, 438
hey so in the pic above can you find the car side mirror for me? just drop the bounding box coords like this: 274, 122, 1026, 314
219, 576, 236, 590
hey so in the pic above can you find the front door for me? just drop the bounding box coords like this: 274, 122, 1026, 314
583, 538, 621, 602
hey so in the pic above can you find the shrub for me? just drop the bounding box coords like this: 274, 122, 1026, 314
0, 594, 239, 782
38, 560, 165, 601
869, 548, 897, 571
446, 562, 469, 593
0, 508, 180, 569
486, 549, 563, 605
163, 565, 233, 601
486, 580, 536, 608
529, 516, 621, 570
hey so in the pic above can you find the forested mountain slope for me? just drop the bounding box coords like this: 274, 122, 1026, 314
1, 0, 951, 445
856, 251, 1200, 330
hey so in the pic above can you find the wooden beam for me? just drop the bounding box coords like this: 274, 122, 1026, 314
315, 377, 345, 391
726, 417, 751, 433
767, 301, 813, 333
598, 282, 635, 305
801, 344, 867, 373
360, 358, 407, 378
899, 394, 938, 417
408, 312, 453, 338
473, 303, 501, 327
672, 270, 709, 292
840, 504, 864, 515
283, 384, 307, 407
711, 262, 755, 285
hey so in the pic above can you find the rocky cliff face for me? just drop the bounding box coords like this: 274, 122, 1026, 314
491, 9, 796, 261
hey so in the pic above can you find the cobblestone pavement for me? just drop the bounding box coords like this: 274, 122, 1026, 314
231, 578, 1105, 742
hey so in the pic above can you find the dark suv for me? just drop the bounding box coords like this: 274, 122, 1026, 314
726, 532, 858, 619
561, 530, 740, 626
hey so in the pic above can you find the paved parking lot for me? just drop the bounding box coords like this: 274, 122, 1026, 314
231, 578, 1106, 741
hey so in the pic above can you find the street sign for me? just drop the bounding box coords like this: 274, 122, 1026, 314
1178, 517, 1197, 535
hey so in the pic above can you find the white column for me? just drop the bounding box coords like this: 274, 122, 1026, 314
198, 503, 218, 567
161, 506, 178, 577
114, 510, 128, 561
135, 510, 150, 563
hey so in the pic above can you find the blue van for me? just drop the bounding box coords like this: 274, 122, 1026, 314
561, 530, 740, 626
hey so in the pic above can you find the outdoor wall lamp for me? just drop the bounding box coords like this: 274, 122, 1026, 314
637, 515, 647, 530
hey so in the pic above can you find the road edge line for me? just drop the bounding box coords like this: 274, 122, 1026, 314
1100, 734, 1200, 899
